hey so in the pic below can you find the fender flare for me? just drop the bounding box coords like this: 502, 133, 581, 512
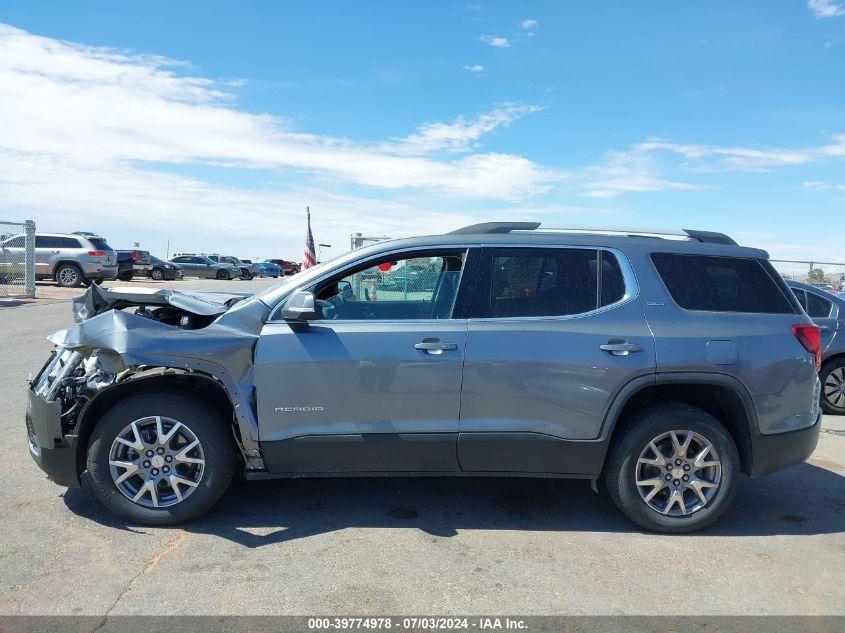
598, 371, 759, 442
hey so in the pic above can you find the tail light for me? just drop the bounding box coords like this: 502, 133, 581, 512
87, 250, 106, 257
792, 324, 821, 372
130, 251, 137, 260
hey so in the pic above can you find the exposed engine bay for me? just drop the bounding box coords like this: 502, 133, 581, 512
28, 283, 271, 479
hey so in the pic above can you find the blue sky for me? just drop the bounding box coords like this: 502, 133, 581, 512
0, 1, 843, 260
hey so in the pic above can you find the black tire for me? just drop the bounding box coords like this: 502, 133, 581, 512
55, 263, 83, 288
216, 269, 230, 280
604, 402, 740, 534
820, 358, 845, 415
118, 271, 134, 282
150, 268, 164, 281
86, 392, 236, 525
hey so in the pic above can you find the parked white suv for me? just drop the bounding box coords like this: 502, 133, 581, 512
0, 232, 118, 287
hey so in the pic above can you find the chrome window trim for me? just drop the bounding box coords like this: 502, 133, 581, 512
266, 244, 474, 323
266, 242, 638, 324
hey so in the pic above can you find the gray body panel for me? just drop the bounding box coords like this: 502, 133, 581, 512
788, 280, 845, 360
26, 225, 822, 486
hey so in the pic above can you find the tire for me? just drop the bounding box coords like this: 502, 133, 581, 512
820, 358, 845, 415
55, 263, 83, 288
150, 268, 164, 281
86, 392, 236, 525
603, 402, 740, 533
118, 271, 134, 282
216, 269, 230, 280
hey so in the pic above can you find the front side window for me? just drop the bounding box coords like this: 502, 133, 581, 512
651, 253, 795, 314
489, 247, 622, 318
312, 251, 466, 320
35, 236, 59, 248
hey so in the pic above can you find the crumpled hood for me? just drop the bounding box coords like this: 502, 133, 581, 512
72, 283, 252, 322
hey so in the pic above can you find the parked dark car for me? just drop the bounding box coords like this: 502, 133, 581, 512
115, 250, 151, 281
148, 255, 184, 281
115, 251, 135, 281
787, 280, 845, 415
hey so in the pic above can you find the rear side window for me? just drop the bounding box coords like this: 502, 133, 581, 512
806, 292, 833, 318
490, 248, 599, 318
58, 237, 82, 248
651, 253, 795, 314
3, 236, 25, 248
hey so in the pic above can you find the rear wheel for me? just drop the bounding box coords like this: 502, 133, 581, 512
118, 271, 134, 281
216, 269, 230, 280
820, 359, 845, 415
55, 263, 83, 288
604, 403, 739, 533
87, 393, 236, 525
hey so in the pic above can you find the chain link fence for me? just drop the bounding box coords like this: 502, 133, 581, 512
0, 219, 36, 298
771, 260, 845, 293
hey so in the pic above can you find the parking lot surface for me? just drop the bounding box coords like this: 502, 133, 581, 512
0, 277, 843, 617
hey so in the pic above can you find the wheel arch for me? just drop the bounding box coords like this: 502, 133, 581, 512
51, 259, 83, 278
74, 371, 247, 476
601, 372, 758, 475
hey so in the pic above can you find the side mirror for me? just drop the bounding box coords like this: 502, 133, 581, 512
280, 290, 318, 321
337, 280, 353, 299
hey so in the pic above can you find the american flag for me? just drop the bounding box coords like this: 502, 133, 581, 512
302, 206, 317, 269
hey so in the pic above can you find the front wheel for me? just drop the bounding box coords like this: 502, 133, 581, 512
820, 359, 845, 415
603, 403, 739, 533
86, 393, 236, 525
150, 268, 164, 281
216, 269, 230, 280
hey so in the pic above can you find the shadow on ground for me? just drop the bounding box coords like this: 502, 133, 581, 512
63, 462, 844, 546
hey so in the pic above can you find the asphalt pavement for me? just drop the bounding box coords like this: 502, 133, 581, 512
0, 277, 843, 617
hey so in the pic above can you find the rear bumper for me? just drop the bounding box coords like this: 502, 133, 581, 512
749, 410, 822, 477
26, 388, 80, 488
82, 264, 118, 280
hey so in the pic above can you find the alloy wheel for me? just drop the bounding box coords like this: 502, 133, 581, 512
635, 430, 721, 516
823, 367, 845, 410
108, 416, 205, 508
58, 266, 79, 286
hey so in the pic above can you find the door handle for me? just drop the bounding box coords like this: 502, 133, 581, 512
600, 341, 643, 356
414, 340, 458, 354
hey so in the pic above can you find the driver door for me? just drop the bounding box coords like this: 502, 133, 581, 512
255, 248, 475, 474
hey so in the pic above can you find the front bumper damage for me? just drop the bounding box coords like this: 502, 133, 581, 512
25, 283, 270, 487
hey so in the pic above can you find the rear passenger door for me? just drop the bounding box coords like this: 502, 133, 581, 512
458, 246, 656, 474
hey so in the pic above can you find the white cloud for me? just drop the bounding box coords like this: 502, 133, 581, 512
823, 134, 845, 156
480, 35, 510, 48
808, 0, 845, 18
393, 104, 544, 153
803, 180, 845, 191
636, 139, 812, 172
521, 19, 539, 30
463, 64, 484, 73
0, 24, 554, 203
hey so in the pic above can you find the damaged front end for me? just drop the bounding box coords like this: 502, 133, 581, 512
26, 283, 269, 487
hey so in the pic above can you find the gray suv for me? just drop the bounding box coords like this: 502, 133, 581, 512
787, 280, 845, 415
24, 223, 822, 533
168, 255, 241, 280
1, 232, 118, 287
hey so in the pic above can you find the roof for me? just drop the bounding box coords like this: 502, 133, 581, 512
351, 222, 769, 259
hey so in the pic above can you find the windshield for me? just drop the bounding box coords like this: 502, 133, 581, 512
252, 249, 370, 304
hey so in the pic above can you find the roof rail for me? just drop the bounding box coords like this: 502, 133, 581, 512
447, 222, 736, 245
448, 222, 541, 235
